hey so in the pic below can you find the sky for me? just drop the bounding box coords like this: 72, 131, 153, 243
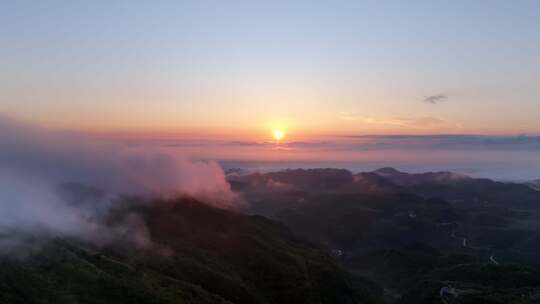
2, 1, 540, 179
2, 0, 540, 140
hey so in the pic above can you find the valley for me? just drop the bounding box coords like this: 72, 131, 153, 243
229, 168, 540, 303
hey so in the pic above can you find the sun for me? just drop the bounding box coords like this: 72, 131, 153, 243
273, 129, 285, 141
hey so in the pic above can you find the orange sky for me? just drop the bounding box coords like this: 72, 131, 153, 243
2, 2, 540, 139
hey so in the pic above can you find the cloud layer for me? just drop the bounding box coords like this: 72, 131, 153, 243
0, 117, 239, 253
120, 134, 540, 181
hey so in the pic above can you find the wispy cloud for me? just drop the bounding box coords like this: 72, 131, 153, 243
424, 94, 447, 104
386, 117, 461, 129
356, 116, 462, 130
129, 134, 540, 152
342, 134, 540, 151
339, 111, 359, 121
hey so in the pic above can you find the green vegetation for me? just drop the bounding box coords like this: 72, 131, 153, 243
0, 198, 366, 304
230, 168, 540, 303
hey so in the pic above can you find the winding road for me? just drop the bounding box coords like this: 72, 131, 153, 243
449, 225, 499, 265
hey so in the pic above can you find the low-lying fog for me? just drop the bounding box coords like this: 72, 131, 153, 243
124, 135, 540, 181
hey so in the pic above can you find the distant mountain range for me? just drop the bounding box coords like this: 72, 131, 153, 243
526, 179, 540, 190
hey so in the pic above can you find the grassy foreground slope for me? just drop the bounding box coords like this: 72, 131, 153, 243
0, 197, 368, 304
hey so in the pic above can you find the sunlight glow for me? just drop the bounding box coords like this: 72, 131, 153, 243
273, 129, 285, 141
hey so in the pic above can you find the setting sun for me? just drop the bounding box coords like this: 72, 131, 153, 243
273, 129, 285, 141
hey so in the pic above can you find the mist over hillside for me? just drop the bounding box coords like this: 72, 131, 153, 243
0, 197, 363, 304
0, 117, 240, 253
